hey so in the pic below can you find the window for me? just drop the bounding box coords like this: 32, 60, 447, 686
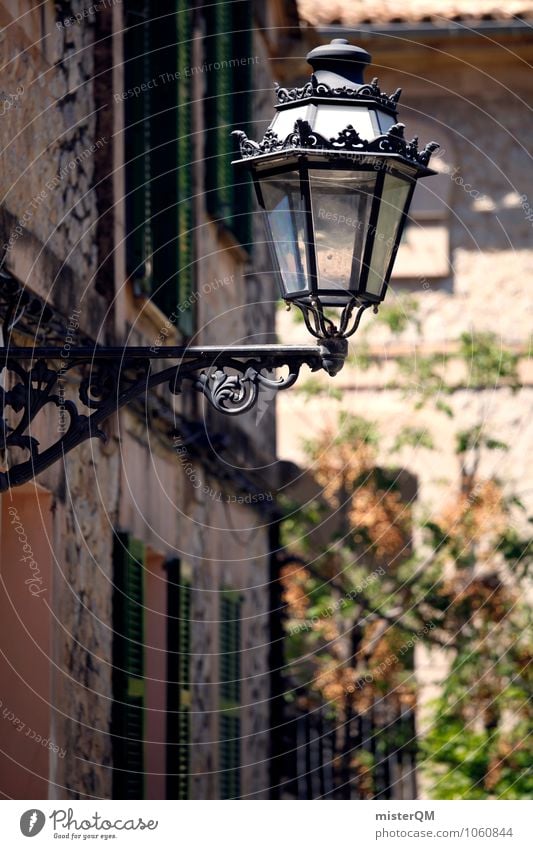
123, 1, 194, 333
166, 561, 192, 799
219, 591, 241, 799
112, 533, 146, 799
144, 548, 168, 799
124, 1, 152, 292
204, 0, 253, 249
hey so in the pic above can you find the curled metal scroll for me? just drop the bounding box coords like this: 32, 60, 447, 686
186, 359, 302, 416
0, 348, 327, 491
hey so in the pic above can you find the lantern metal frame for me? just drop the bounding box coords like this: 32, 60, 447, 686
231, 39, 439, 339
239, 153, 419, 337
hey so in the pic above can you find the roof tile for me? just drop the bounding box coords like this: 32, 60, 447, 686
297, 0, 533, 27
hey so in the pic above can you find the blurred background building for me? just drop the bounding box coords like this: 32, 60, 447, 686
275, 0, 533, 799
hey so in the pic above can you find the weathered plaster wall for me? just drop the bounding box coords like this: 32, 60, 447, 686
0, 0, 109, 331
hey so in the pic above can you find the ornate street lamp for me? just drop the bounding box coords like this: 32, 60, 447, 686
233, 38, 438, 339
0, 40, 438, 491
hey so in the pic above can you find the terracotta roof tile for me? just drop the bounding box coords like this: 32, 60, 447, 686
297, 0, 533, 27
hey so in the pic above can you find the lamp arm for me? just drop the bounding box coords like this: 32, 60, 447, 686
0, 343, 344, 491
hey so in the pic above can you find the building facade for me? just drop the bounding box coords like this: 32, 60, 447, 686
0, 0, 299, 800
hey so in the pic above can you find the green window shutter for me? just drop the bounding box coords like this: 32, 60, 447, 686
124, 1, 153, 293
231, 0, 253, 248
149, 2, 195, 335
220, 713, 241, 799
175, 0, 194, 335
167, 561, 192, 799
220, 594, 241, 704
219, 592, 241, 799
149, 1, 178, 317
204, 1, 253, 250
205, 0, 233, 225
112, 533, 146, 799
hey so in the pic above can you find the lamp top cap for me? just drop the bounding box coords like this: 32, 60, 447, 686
306, 39, 372, 87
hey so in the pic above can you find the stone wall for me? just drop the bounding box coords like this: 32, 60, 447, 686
0, 0, 120, 799
0, 0, 279, 800
0, 0, 110, 332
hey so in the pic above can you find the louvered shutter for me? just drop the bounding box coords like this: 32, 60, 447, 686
231, 0, 253, 248
112, 533, 146, 799
204, 0, 253, 250
149, 2, 179, 316
220, 713, 241, 799
124, 1, 153, 293
124, 1, 195, 332
175, 0, 194, 335
149, 1, 194, 334
167, 561, 192, 799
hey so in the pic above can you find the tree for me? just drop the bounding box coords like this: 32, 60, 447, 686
280, 304, 532, 798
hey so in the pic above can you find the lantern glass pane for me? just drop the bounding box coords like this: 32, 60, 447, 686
260, 173, 309, 296
268, 106, 309, 141
313, 105, 377, 141
365, 174, 412, 298
309, 170, 376, 298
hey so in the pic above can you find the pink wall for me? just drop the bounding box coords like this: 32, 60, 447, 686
0, 487, 53, 799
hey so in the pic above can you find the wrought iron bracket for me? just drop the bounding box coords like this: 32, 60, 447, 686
0, 341, 347, 491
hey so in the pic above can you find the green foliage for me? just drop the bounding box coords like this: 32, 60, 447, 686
392, 426, 435, 452
435, 399, 454, 417
458, 332, 520, 389
347, 338, 373, 371
496, 527, 533, 578
455, 425, 508, 455
422, 520, 449, 553
395, 352, 451, 410
302, 411, 379, 458
375, 295, 421, 334
421, 717, 493, 799
422, 641, 533, 799
338, 411, 380, 447
295, 379, 343, 402
377, 331, 523, 407
279, 497, 327, 553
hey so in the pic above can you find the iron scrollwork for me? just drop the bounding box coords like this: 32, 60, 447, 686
233, 119, 439, 168
0, 344, 337, 491
275, 75, 402, 111
192, 362, 301, 416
